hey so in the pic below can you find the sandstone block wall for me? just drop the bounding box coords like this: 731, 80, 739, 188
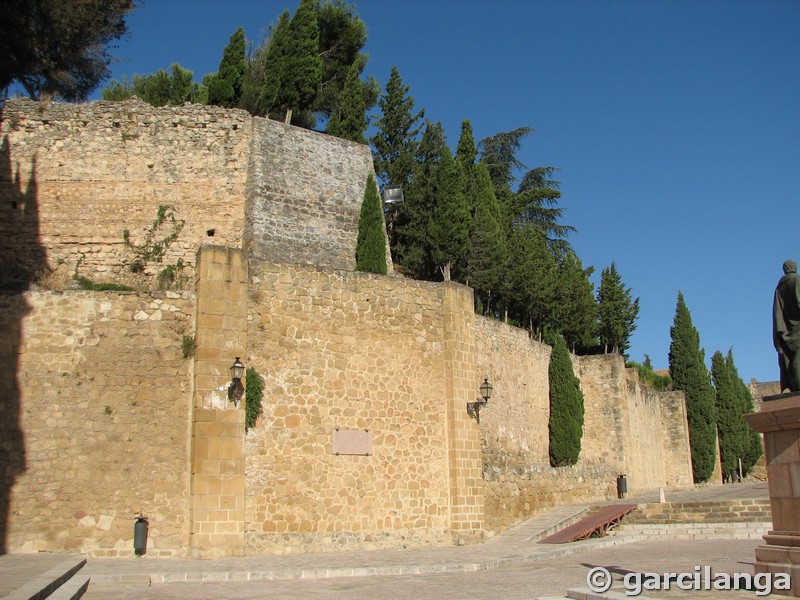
2, 290, 194, 556
0, 99, 250, 282
189, 246, 248, 558
243, 262, 470, 554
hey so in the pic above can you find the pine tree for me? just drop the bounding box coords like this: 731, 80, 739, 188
514, 167, 576, 255
355, 174, 387, 275
327, 62, 367, 143
479, 127, 533, 192
370, 67, 424, 189
597, 262, 639, 356
711, 350, 746, 476
547, 331, 584, 467
2, 0, 135, 101
669, 292, 717, 483
103, 64, 199, 106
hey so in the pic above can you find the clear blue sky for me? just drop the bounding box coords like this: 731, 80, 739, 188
89, 0, 799, 382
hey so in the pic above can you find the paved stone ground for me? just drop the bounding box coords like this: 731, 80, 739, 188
85, 539, 768, 599
2, 482, 778, 600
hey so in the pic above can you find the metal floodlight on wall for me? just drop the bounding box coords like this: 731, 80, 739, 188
467, 377, 493, 422
228, 357, 245, 407
381, 185, 404, 207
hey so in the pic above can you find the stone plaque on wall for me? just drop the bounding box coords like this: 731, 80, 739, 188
332, 429, 372, 456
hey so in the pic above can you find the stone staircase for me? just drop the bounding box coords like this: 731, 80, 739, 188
0, 555, 89, 600
535, 498, 773, 599
612, 498, 772, 540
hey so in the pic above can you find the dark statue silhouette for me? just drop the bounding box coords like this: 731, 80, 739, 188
773, 259, 800, 393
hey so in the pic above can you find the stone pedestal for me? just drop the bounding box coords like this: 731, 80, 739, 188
745, 392, 800, 597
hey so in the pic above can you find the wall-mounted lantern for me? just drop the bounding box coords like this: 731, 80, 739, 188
467, 377, 493, 422
228, 357, 245, 407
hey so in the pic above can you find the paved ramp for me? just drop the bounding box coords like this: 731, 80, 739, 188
539, 504, 637, 544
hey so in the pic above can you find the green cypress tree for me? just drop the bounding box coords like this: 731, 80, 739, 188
711, 350, 746, 476
547, 331, 584, 467
430, 148, 470, 281
281, 0, 322, 121
257, 10, 291, 118
468, 162, 507, 316
208, 27, 246, 108
355, 175, 387, 275
597, 262, 639, 356
314, 0, 378, 122
327, 61, 367, 143
669, 292, 717, 483
456, 119, 478, 172
506, 226, 557, 337
370, 67, 424, 264
726, 350, 763, 475
553, 252, 598, 352
396, 120, 447, 280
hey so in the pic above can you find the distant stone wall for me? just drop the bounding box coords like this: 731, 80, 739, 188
0, 99, 250, 282
476, 320, 613, 532
478, 335, 693, 533
2, 290, 194, 556
575, 354, 694, 492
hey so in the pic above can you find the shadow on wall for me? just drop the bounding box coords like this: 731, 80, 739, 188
0, 127, 47, 553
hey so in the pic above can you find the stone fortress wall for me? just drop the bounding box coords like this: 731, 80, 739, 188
0, 99, 693, 556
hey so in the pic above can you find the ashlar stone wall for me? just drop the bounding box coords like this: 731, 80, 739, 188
2, 289, 195, 556
243, 261, 479, 554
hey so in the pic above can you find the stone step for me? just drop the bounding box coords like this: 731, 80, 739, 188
624, 499, 771, 525
45, 575, 90, 600
614, 521, 771, 540
1, 556, 86, 600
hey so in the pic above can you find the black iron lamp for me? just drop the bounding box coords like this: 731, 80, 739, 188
467, 377, 493, 422
228, 357, 245, 407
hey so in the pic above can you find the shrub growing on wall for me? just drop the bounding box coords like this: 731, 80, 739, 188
547, 331, 584, 467
355, 174, 387, 275
245, 367, 265, 431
